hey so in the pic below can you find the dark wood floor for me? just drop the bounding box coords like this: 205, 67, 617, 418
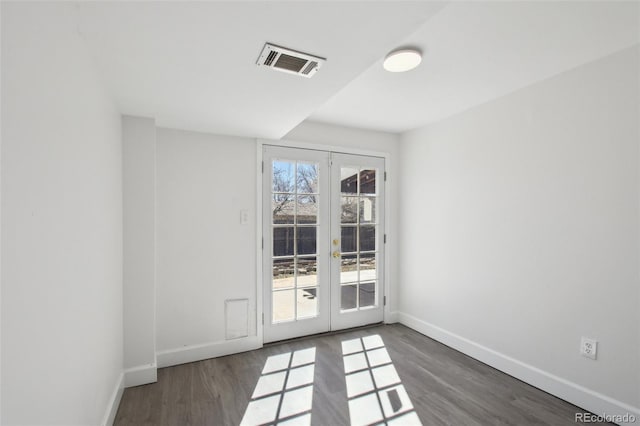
114, 324, 608, 425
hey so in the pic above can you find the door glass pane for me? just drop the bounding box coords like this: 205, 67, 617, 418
359, 197, 376, 224
273, 258, 295, 289
296, 195, 317, 224
297, 288, 318, 319
359, 225, 376, 252
273, 161, 295, 193
339, 162, 381, 312
359, 282, 376, 307
274, 227, 294, 256
341, 168, 359, 194
296, 227, 317, 255
341, 285, 357, 310
341, 226, 357, 253
273, 290, 295, 322
341, 254, 358, 284
297, 162, 318, 194
360, 169, 376, 195
359, 252, 377, 282
273, 194, 294, 224
341, 197, 358, 223
271, 158, 323, 325
297, 257, 317, 288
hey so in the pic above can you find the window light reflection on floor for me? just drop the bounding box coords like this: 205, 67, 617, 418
342, 335, 422, 426
241, 347, 316, 426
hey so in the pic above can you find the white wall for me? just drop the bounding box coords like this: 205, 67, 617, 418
123, 116, 157, 386
285, 121, 401, 316
1, 2, 123, 425
152, 123, 400, 366
155, 128, 258, 364
399, 45, 640, 415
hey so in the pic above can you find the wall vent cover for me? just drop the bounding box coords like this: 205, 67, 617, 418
256, 43, 325, 78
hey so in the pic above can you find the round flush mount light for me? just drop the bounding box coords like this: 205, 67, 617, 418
383, 49, 422, 72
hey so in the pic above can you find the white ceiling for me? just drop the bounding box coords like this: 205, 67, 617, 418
74, 1, 639, 138
310, 1, 640, 133
74, 1, 446, 139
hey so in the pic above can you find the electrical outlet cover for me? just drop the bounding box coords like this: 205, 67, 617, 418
580, 337, 597, 360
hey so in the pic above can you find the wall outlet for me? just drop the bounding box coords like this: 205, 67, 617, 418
240, 209, 249, 225
580, 337, 597, 360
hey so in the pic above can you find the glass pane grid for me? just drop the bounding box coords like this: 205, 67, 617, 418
339, 165, 379, 313
341, 251, 372, 311
272, 159, 320, 324
271, 160, 382, 320
340, 167, 378, 197
340, 281, 378, 312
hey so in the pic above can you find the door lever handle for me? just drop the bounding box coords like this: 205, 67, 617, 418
332, 251, 340, 258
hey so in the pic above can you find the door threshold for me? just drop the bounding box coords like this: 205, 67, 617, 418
263, 322, 384, 347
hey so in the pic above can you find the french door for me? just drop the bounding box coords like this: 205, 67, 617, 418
263, 146, 385, 343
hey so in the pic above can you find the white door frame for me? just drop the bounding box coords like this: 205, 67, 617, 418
256, 139, 393, 344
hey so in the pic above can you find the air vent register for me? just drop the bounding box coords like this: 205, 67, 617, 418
256, 43, 325, 78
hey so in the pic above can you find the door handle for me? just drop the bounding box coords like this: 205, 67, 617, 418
332, 251, 340, 258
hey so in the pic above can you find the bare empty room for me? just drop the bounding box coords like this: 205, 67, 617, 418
1, 1, 639, 425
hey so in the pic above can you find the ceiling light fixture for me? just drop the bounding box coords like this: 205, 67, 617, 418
383, 48, 422, 72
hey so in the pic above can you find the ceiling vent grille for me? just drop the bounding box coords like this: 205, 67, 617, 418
257, 43, 325, 78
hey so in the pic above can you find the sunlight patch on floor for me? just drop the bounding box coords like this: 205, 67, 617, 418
342, 335, 422, 426
241, 347, 316, 426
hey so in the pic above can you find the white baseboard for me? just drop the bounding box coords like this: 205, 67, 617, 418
101, 372, 124, 426
124, 363, 158, 388
157, 335, 262, 368
397, 312, 640, 425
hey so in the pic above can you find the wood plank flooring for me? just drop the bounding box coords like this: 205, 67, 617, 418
114, 324, 609, 425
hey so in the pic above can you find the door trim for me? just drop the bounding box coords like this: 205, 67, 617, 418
256, 138, 393, 344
